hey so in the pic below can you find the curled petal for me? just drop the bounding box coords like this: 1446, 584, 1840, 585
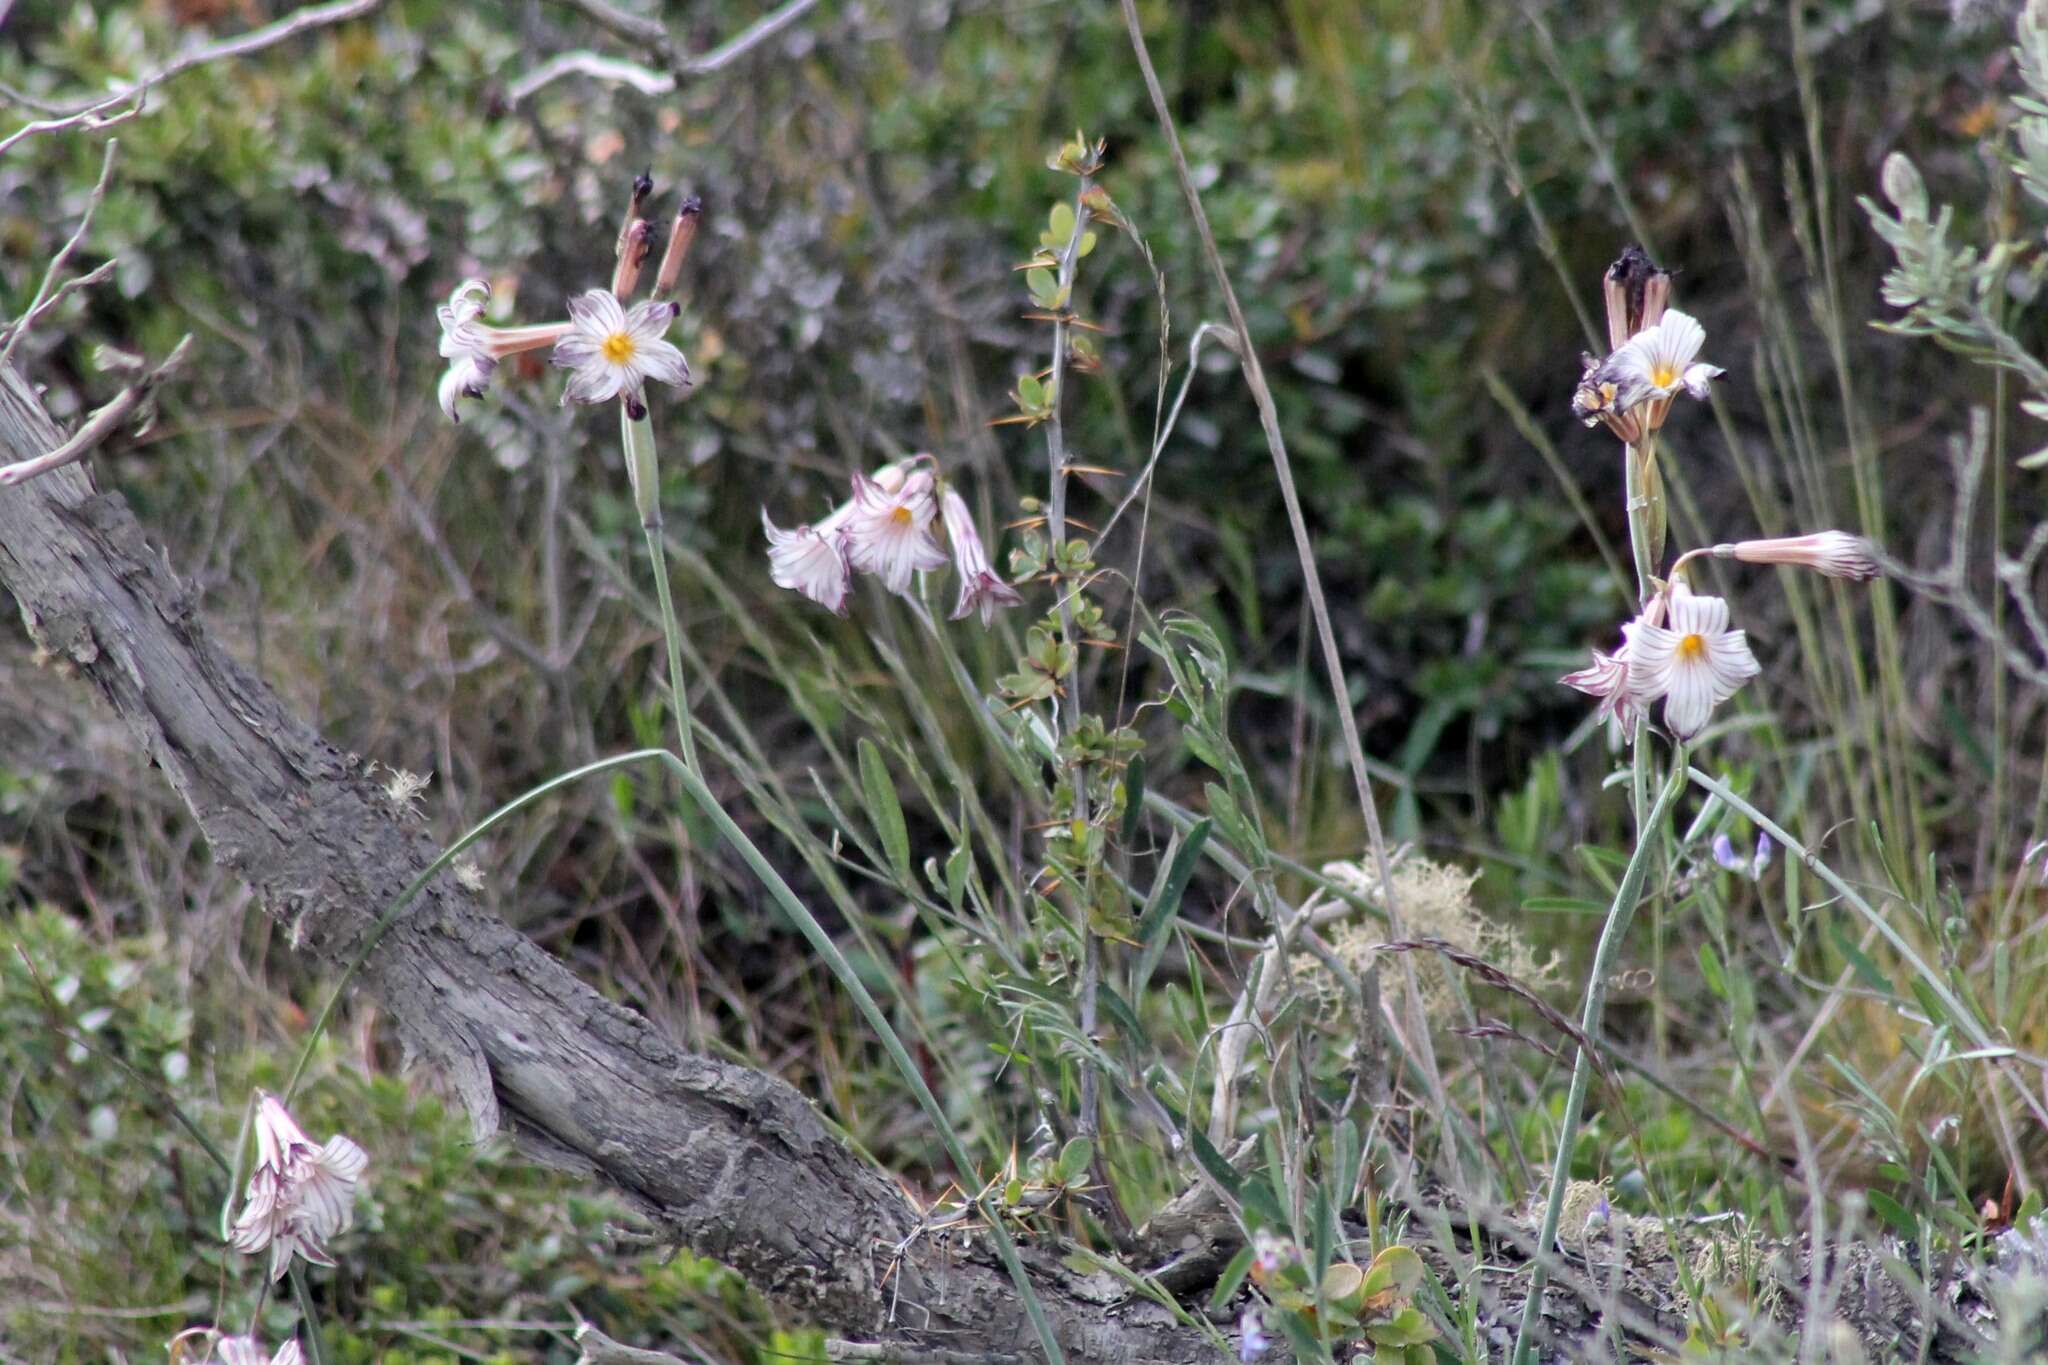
952, 570, 1024, 625
763, 511, 853, 614
438, 354, 496, 423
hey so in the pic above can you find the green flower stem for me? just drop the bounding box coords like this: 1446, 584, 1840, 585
625, 408, 700, 775
1512, 755, 1685, 1365
290, 1263, 326, 1365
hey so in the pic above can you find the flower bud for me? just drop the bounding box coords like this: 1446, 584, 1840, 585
654, 195, 703, 298
1720, 531, 1881, 581
1882, 152, 1928, 222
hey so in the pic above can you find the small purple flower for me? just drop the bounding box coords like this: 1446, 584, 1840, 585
1713, 832, 1773, 881
1238, 1305, 1270, 1361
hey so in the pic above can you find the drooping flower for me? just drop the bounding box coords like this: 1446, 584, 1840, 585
213, 1335, 305, 1365
1561, 594, 1667, 742
1560, 649, 1641, 740
551, 288, 691, 420
228, 1092, 368, 1281
435, 278, 572, 423
762, 510, 853, 615
940, 489, 1023, 624
843, 468, 947, 595
1720, 532, 1882, 581
1622, 582, 1760, 740
437, 280, 499, 422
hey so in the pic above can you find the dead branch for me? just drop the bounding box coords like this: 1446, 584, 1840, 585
0, 363, 1220, 1363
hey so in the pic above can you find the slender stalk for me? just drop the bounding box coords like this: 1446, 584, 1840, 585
1040, 174, 1103, 1142
1512, 756, 1686, 1364
1118, 0, 1445, 1111
625, 409, 700, 774
290, 1262, 326, 1365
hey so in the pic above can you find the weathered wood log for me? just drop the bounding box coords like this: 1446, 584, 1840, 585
0, 364, 1221, 1364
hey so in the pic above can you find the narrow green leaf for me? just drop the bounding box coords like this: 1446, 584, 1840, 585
857, 738, 911, 882
1207, 1244, 1255, 1314
1868, 1190, 1919, 1241
1120, 753, 1147, 845
1697, 943, 1727, 1000
1131, 819, 1212, 997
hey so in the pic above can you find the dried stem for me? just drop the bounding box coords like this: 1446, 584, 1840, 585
0, 140, 119, 377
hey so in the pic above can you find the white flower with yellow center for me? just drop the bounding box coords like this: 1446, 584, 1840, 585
1622, 583, 1759, 740
550, 288, 691, 419
1610, 308, 1722, 408
844, 468, 947, 595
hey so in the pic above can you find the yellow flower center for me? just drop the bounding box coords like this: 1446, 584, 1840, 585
601, 331, 637, 365
1676, 632, 1707, 661
1651, 364, 1679, 389
889, 505, 914, 527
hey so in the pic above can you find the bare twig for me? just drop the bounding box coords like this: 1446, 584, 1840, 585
572, 1323, 686, 1365
46, 0, 382, 114
0, 260, 116, 343
0, 336, 191, 487
559, 0, 672, 53
515, 0, 820, 102
1876, 411, 2048, 689
508, 52, 674, 103
0, 140, 118, 376
0, 87, 147, 158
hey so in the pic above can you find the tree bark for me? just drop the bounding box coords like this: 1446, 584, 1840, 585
0, 366, 1221, 1364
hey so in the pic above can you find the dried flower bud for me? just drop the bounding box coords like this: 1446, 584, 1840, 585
1718, 532, 1881, 581
654, 195, 703, 297
612, 218, 654, 298
1602, 244, 1674, 352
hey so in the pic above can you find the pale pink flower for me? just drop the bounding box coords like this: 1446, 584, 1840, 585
1721, 532, 1881, 581
844, 468, 946, 595
1560, 649, 1642, 739
1561, 595, 1668, 741
214, 1335, 304, 1365
551, 288, 690, 419
940, 489, 1023, 624
228, 1092, 368, 1281
1622, 583, 1760, 740
762, 510, 853, 614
